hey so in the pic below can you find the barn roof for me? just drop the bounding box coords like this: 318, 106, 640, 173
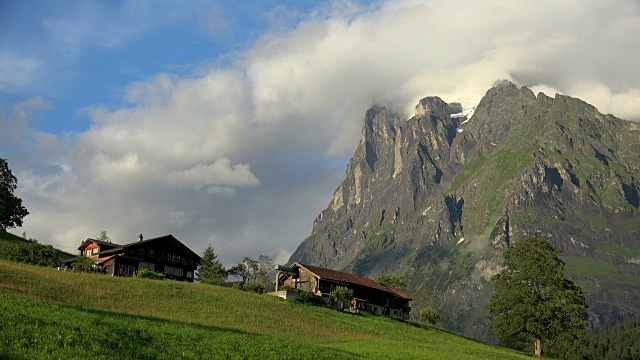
294, 263, 412, 300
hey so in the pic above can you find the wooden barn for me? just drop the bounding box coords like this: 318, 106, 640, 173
276, 262, 412, 319
63, 234, 201, 282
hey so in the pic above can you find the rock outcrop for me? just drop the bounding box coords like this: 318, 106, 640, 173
290, 81, 640, 340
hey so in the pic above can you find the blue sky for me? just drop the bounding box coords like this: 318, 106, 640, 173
2, 0, 359, 134
2, 0, 639, 264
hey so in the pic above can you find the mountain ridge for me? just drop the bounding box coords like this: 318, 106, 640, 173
290, 80, 640, 340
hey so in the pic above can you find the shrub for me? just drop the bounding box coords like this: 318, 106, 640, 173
420, 306, 440, 325
331, 286, 354, 310
9, 239, 61, 267
231, 282, 244, 291
293, 289, 325, 306
244, 280, 265, 294
138, 269, 165, 280
72, 256, 98, 273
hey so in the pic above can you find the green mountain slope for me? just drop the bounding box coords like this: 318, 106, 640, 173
0, 230, 30, 254
290, 81, 640, 340
0, 230, 73, 261
0, 260, 528, 359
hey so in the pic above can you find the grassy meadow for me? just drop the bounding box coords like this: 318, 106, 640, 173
0, 260, 529, 359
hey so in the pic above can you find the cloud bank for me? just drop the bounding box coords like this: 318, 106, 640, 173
5, 0, 640, 264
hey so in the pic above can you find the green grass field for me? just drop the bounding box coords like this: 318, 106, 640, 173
0, 260, 529, 359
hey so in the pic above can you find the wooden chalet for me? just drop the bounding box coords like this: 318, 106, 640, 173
277, 263, 412, 319
62, 234, 201, 282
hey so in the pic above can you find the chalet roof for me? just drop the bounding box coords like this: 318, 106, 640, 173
97, 234, 201, 261
61, 256, 79, 264
77, 238, 121, 250
294, 263, 412, 300
383, 285, 413, 300
95, 255, 117, 265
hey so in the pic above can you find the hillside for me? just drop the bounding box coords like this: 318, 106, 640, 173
0, 230, 30, 256
0, 260, 528, 359
0, 230, 73, 263
290, 81, 640, 340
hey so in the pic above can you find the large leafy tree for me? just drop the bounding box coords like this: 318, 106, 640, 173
488, 237, 588, 357
0, 158, 29, 230
197, 245, 227, 285
227, 255, 274, 291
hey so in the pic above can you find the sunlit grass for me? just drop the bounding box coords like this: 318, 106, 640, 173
0, 260, 528, 359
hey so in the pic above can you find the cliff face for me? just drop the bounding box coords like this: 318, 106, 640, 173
290, 81, 640, 339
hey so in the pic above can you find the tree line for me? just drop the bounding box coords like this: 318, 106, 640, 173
196, 244, 276, 293
0, 236, 63, 267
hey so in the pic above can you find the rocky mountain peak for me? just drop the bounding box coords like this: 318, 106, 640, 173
414, 96, 462, 118
291, 81, 640, 340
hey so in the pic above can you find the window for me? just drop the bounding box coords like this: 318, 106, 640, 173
139, 262, 155, 271
187, 271, 193, 279
167, 253, 182, 262
117, 264, 136, 277
164, 266, 183, 277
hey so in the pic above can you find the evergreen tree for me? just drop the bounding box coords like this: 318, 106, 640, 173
98, 230, 111, 243
487, 237, 588, 357
197, 245, 226, 285
0, 158, 29, 230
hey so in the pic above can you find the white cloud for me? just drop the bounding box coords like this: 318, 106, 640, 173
8, 0, 640, 265
165, 159, 260, 191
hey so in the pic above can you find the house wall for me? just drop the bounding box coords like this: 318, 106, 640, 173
317, 279, 389, 307
83, 242, 101, 258
279, 265, 412, 319
104, 243, 197, 282
282, 267, 318, 293
102, 259, 115, 276
318, 278, 411, 318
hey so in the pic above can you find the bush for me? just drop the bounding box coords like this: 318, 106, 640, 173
9, 239, 61, 267
231, 282, 244, 291
293, 289, 325, 306
138, 269, 165, 280
331, 286, 354, 310
420, 306, 440, 325
72, 256, 98, 273
244, 280, 265, 294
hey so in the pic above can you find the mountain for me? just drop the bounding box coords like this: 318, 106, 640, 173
289, 80, 640, 340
